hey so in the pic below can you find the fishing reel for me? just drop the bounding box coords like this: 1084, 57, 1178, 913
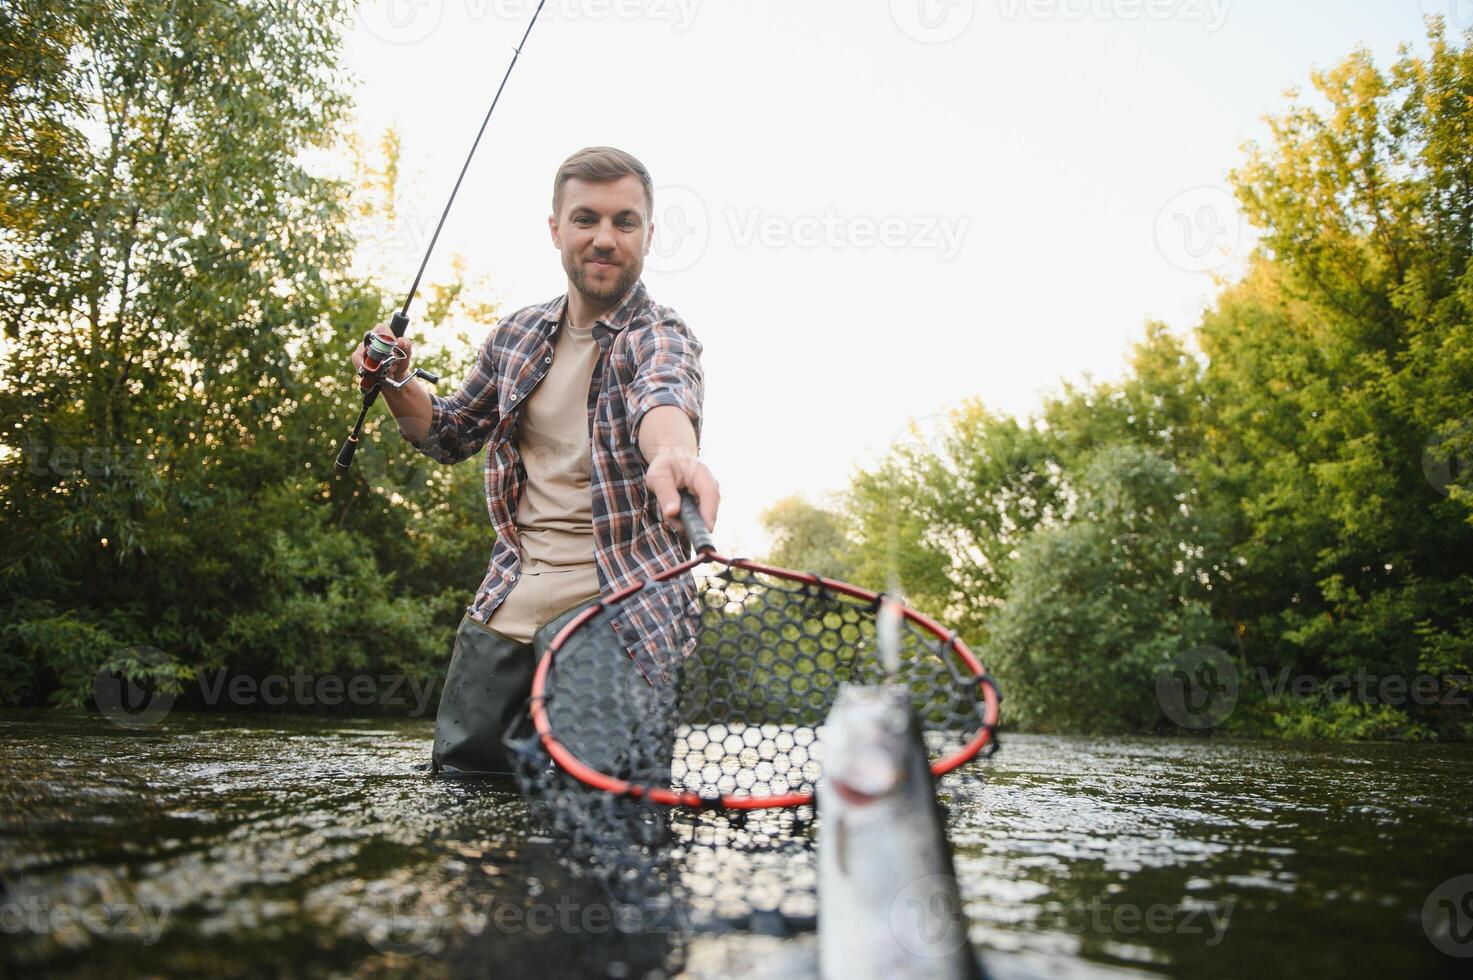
358, 330, 440, 393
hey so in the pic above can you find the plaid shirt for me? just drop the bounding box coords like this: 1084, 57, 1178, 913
411, 279, 703, 675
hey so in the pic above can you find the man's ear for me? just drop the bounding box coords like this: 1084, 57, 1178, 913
548, 213, 561, 248
643, 217, 654, 256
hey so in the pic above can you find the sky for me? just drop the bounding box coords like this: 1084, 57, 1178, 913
340, 0, 1461, 557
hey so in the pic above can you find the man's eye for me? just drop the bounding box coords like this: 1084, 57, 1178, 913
618, 220, 636, 231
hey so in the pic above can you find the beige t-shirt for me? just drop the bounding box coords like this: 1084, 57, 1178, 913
485, 315, 602, 643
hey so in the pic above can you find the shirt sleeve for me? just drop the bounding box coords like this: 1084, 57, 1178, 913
625, 316, 705, 456
409, 325, 501, 465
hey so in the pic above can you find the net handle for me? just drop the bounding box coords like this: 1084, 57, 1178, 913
679, 489, 716, 555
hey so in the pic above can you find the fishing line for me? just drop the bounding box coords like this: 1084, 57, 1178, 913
336, 0, 550, 474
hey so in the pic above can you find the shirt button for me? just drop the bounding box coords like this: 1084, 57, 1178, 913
544, 356, 552, 364
510, 392, 519, 402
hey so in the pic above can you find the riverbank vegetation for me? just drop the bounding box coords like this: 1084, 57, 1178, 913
3, 5, 1470, 739
764, 21, 1473, 740
0, 2, 491, 710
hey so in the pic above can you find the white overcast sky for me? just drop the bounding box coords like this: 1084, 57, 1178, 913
341, 0, 1458, 557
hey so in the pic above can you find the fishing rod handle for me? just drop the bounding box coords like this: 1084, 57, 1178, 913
335, 432, 359, 473
679, 489, 716, 555
335, 399, 372, 473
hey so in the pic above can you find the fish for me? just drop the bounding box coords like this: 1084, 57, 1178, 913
817, 684, 982, 980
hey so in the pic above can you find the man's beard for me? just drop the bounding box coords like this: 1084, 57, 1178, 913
565, 249, 641, 305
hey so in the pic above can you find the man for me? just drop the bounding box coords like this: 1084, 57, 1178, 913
352, 146, 719, 776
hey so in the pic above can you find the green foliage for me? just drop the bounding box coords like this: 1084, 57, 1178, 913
983, 445, 1222, 732
1269, 700, 1435, 743
842, 403, 1066, 645
829, 19, 1473, 739
759, 495, 856, 579
0, 2, 495, 710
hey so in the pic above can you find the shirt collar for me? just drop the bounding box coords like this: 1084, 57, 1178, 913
540, 279, 648, 336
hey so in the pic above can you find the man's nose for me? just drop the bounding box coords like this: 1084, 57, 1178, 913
592, 219, 617, 250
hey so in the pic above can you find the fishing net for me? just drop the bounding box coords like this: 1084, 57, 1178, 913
505, 501, 1000, 933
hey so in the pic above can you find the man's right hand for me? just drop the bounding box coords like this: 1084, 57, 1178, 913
350, 324, 414, 383
348, 322, 433, 447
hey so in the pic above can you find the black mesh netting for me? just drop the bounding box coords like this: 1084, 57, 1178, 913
506, 561, 995, 933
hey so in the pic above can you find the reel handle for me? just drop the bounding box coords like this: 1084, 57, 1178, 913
384, 367, 439, 390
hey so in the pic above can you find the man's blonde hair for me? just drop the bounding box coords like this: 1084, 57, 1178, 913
552, 146, 653, 219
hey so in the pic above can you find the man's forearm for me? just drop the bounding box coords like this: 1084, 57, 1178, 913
638, 405, 698, 463
381, 377, 435, 446
638, 404, 718, 534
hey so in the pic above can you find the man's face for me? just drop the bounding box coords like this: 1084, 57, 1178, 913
549, 175, 652, 307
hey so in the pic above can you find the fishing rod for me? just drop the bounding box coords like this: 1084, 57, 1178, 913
335, 0, 549, 474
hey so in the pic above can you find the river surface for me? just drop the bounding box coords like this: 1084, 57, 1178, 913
2, 710, 1471, 978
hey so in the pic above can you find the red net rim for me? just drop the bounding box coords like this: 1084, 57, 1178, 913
528, 549, 1002, 811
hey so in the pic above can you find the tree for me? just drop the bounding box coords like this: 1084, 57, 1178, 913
983, 444, 1221, 732
1203, 17, 1473, 734
0, 3, 496, 707
759, 495, 854, 579
819, 20, 1473, 738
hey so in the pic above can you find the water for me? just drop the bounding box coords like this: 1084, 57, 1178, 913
2, 710, 1470, 978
